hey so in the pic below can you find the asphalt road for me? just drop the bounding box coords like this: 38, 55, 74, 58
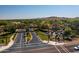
24, 31, 79, 53
29, 28, 42, 44
1, 32, 27, 53
26, 29, 52, 49
1, 28, 79, 53
29, 32, 42, 44
1, 31, 78, 53
22, 44, 78, 53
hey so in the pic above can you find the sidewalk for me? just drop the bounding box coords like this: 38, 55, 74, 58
0, 33, 15, 52
43, 40, 66, 45
64, 38, 79, 46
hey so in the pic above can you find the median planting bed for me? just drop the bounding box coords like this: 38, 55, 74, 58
25, 32, 32, 43
0, 32, 13, 45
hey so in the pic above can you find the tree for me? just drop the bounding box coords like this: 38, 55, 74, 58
4, 25, 16, 33
63, 26, 72, 40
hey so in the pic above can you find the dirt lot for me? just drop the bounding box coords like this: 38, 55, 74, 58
64, 38, 79, 46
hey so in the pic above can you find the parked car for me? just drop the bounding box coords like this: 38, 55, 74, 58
74, 45, 79, 50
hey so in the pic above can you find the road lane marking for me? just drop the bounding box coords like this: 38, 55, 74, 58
54, 45, 70, 53
60, 46, 67, 53
61, 46, 69, 53
54, 45, 61, 53
20, 33, 22, 48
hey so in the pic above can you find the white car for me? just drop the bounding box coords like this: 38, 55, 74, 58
74, 45, 79, 50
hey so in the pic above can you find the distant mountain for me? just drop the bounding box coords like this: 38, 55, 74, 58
36, 16, 69, 20
1, 16, 79, 20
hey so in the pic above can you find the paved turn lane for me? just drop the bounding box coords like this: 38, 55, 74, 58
29, 32, 42, 44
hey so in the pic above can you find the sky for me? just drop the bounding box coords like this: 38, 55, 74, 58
0, 5, 79, 19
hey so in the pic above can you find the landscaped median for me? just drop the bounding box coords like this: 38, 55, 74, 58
0, 32, 13, 45
25, 32, 32, 43
0, 33, 17, 52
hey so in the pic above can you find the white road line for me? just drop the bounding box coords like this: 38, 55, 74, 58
60, 46, 67, 53
54, 45, 61, 53
59, 45, 69, 53
54, 45, 70, 53
62, 46, 69, 53
20, 33, 22, 48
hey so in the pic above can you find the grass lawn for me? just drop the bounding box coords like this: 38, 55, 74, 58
36, 31, 48, 41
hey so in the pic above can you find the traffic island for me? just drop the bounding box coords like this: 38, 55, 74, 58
0, 33, 17, 52
25, 32, 32, 44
